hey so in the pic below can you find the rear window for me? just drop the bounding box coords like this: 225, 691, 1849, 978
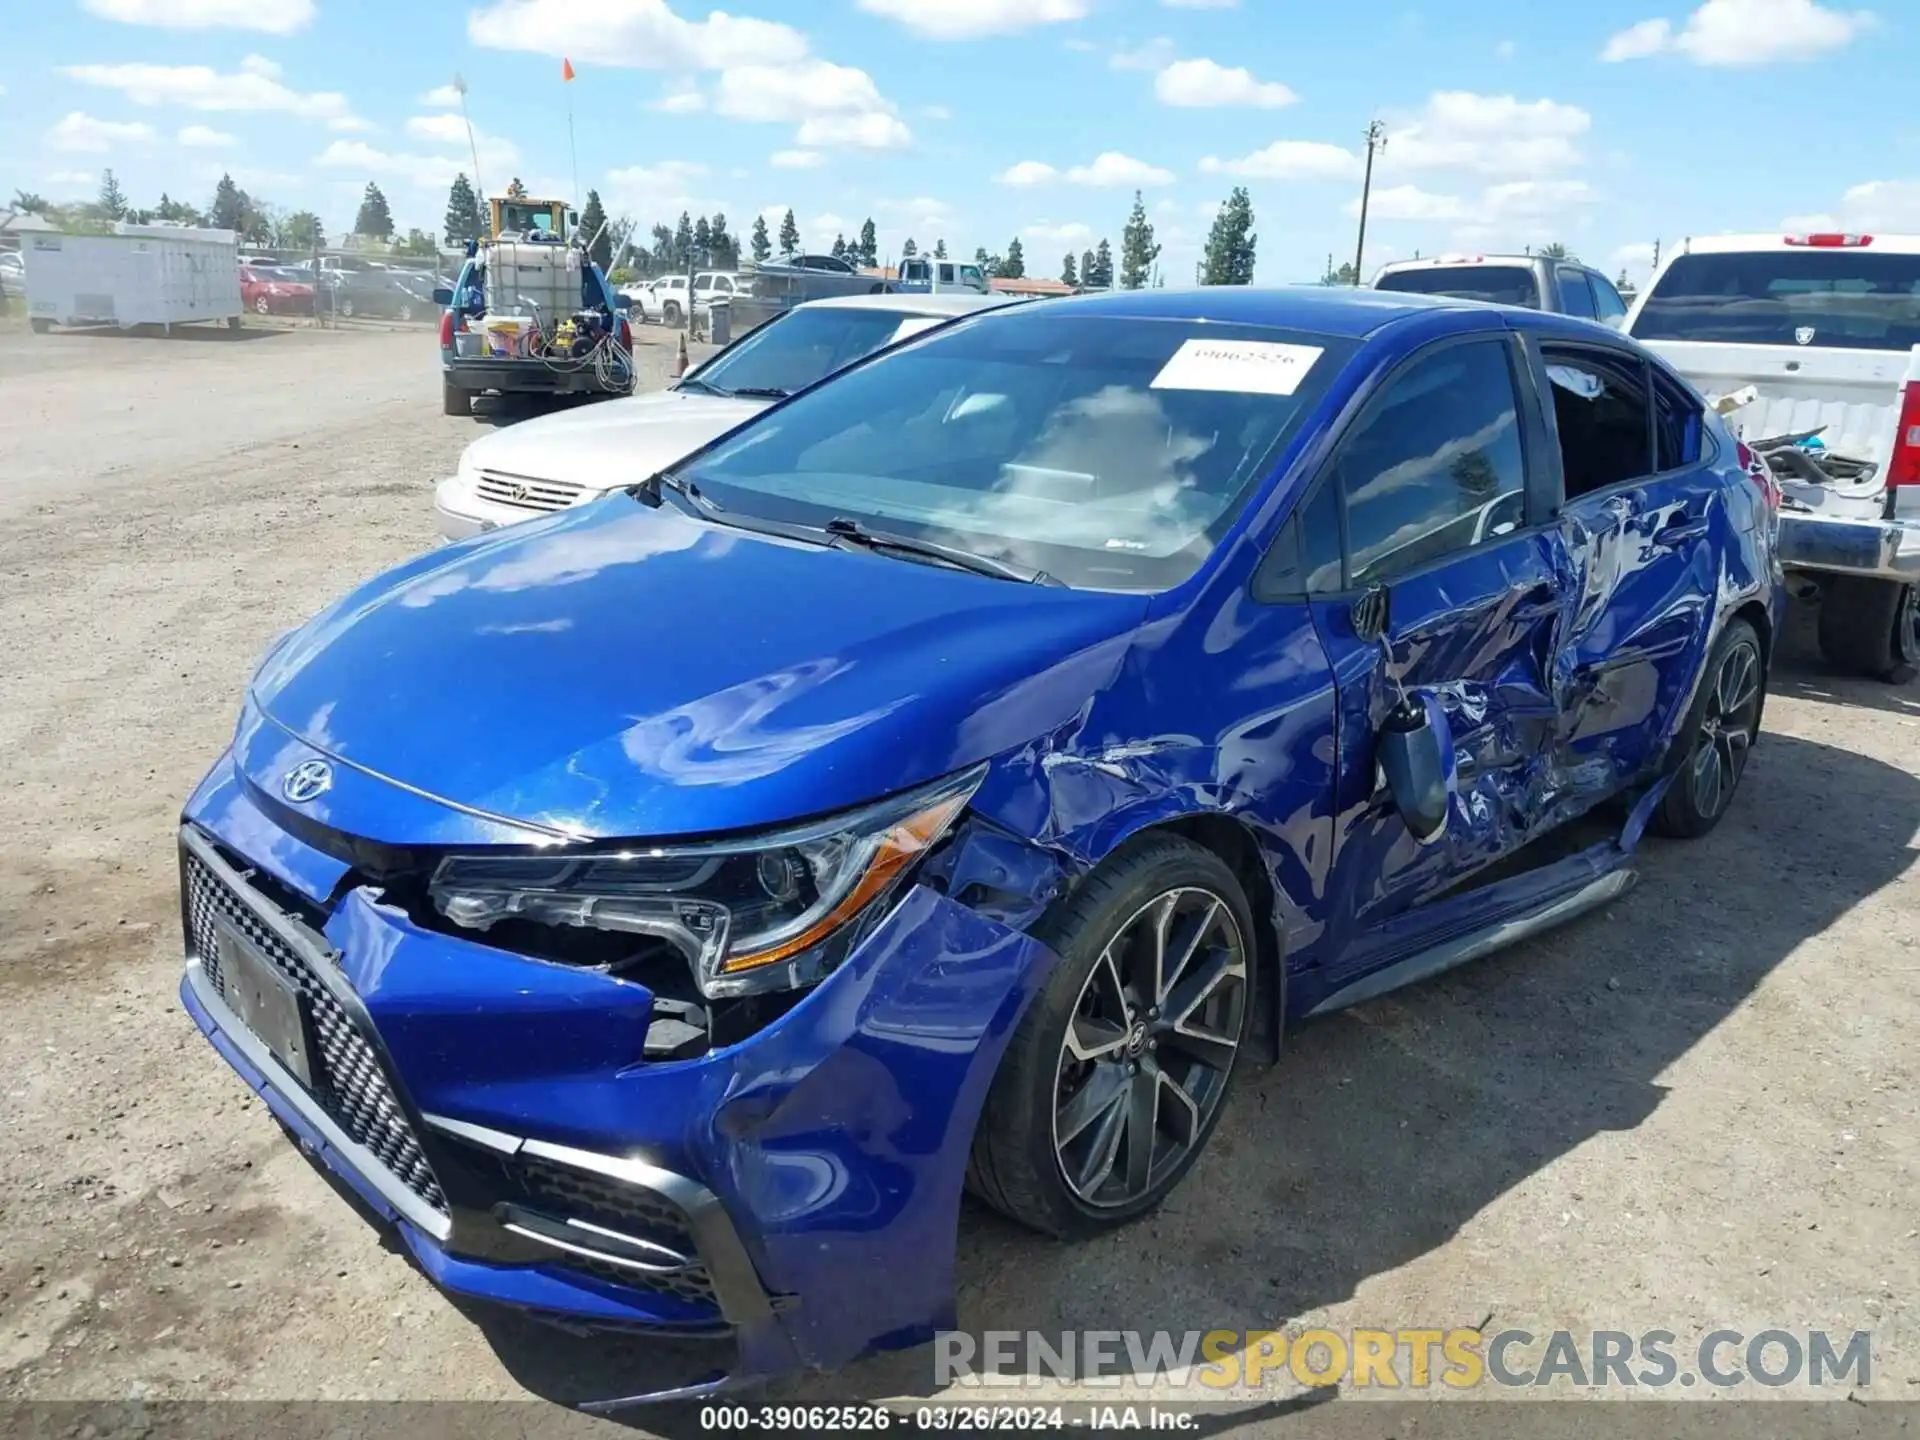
1376, 265, 1540, 308
1632, 250, 1920, 351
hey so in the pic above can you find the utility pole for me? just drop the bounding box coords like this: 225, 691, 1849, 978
1352, 119, 1387, 287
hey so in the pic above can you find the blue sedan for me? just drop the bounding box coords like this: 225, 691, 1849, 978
177, 286, 1783, 1398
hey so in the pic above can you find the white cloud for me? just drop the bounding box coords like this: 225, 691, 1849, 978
812, 212, 850, 237
602, 159, 715, 216
1786, 179, 1920, 232
418, 83, 464, 108
1346, 184, 1467, 221
1065, 152, 1175, 187
1200, 140, 1359, 180
795, 112, 911, 149
404, 112, 471, 146
1611, 241, 1658, 280
63, 55, 368, 130
177, 123, 235, 147
1601, 18, 1674, 60
997, 160, 1058, 186
46, 112, 158, 152
82, 0, 313, 32
317, 117, 520, 192
875, 195, 955, 236
43, 169, 100, 189
648, 81, 706, 113
856, 0, 1088, 39
1601, 0, 1872, 66
1480, 178, 1598, 221
770, 149, 823, 168
1024, 219, 1096, 247
711, 60, 909, 149
469, 0, 806, 68
1386, 91, 1590, 177
1154, 58, 1296, 108
1111, 37, 1178, 70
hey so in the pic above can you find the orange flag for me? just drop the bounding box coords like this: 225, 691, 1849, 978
562, 57, 576, 82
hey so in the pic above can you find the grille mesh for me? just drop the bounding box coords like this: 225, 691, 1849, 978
184, 848, 447, 1215
473, 468, 590, 513
514, 1152, 717, 1307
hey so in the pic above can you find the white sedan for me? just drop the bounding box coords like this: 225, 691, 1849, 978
433, 293, 1013, 540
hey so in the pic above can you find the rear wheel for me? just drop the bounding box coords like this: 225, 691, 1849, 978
968, 836, 1254, 1238
441, 377, 469, 417
1652, 616, 1765, 839
662, 300, 683, 327
339, 296, 355, 319
396, 301, 414, 323
1818, 576, 1919, 683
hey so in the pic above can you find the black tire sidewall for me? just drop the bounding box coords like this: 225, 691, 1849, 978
1654, 616, 1763, 838
975, 836, 1257, 1237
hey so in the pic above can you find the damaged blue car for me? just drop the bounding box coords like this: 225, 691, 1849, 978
179, 287, 1783, 1398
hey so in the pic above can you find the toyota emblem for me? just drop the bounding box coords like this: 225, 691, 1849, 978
282, 759, 333, 803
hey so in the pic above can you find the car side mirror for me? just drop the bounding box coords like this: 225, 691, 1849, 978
432, 287, 453, 306
1351, 582, 1390, 642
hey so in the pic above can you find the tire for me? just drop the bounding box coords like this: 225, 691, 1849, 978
441, 377, 469, 417
967, 835, 1255, 1238
663, 301, 682, 327
339, 297, 355, 319
254, 296, 271, 315
1651, 616, 1765, 839
29, 318, 51, 335
1817, 576, 1919, 683
396, 302, 414, 323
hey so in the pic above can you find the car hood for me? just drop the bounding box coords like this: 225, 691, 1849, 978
246, 499, 1148, 843
459, 389, 767, 493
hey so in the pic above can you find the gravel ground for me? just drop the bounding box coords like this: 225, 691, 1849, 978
0, 325, 1915, 1430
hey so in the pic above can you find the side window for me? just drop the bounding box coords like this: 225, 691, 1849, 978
938, 264, 955, 283
1337, 340, 1528, 587
1590, 272, 1629, 324
1654, 373, 1704, 471
1557, 266, 1598, 319
1254, 478, 1344, 599
1541, 347, 1654, 498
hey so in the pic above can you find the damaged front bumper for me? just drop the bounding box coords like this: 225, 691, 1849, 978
177, 760, 1059, 1398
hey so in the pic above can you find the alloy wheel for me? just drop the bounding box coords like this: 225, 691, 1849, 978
1689, 636, 1762, 820
1051, 886, 1247, 1209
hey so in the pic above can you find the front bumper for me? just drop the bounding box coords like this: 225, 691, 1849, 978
1777, 510, 1920, 583
177, 759, 1057, 1390
431, 473, 564, 541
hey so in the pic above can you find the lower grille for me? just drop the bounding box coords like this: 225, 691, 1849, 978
512, 1152, 717, 1308
474, 468, 589, 513
184, 848, 448, 1215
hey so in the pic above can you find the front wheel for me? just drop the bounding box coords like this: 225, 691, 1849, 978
396, 301, 414, 323
968, 836, 1254, 1238
253, 296, 271, 315
1651, 616, 1765, 839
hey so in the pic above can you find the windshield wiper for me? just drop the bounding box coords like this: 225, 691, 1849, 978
671, 375, 733, 398
628, 470, 720, 513
726, 385, 792, 400
823, 516, 1060, 586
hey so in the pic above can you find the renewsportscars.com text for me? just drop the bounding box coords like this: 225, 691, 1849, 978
935, 1328, 1873, 1390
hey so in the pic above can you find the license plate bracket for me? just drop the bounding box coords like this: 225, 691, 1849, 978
215, 920, 316, 1088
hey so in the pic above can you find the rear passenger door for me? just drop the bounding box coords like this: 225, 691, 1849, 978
1556, 265, 1599, 322
1270, 328, 1569, 952
1531, 340, 1721, 789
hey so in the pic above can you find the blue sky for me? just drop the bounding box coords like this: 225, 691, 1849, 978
2, 0, 1912, 284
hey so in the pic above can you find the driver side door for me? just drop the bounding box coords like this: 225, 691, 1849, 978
1278, 329, 1571, 984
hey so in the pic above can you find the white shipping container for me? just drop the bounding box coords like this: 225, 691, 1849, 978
24, 224, 242, 330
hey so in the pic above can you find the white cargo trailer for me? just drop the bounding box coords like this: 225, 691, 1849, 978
24, 223, 242, 333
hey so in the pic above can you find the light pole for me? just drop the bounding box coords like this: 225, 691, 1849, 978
1352, 119, 1387, 286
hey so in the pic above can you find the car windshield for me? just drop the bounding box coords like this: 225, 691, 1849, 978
675, 311, 1354, 591
1375, 265, 1541, 307
1630, 249, 1920, 350
693, 307, 950, 397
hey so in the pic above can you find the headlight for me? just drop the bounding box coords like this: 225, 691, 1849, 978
427, 766, 984, 998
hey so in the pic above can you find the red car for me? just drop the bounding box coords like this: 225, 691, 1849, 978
239, 265, 315, 316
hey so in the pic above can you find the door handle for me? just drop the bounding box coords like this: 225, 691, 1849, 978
1652, 511, 1709, 548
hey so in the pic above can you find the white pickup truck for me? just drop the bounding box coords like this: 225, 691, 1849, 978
1626, 232, 1920, 681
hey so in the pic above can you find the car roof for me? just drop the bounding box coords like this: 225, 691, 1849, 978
1376, 254, 1551, 271
1014, 284, 1482, 339
797, 292, 1017, 316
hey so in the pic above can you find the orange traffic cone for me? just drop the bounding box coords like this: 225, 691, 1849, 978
672, 330, 689, 378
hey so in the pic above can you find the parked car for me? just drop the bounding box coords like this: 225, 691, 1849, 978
238, 263, 315, 315
435, 243, 633, 414
178, 287, 1781, 1397
1374, 254, 1630, 326
0, 251, 23, 301
433, 292, 1013, 538
317, 266, 430, 322
1625, 231, 1920, 681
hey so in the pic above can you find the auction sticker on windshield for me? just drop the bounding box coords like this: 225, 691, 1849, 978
1151, 339, 1324, 396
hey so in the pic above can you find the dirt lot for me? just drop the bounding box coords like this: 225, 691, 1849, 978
0, 324, 1916, 1427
